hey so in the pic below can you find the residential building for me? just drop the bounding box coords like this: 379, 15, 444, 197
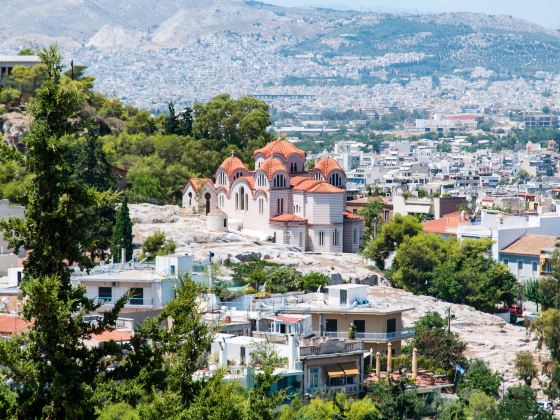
279, 284, 414, 355
72, 255, 200, 320
499, 234, 559, 282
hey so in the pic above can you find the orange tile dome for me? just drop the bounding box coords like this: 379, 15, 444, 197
253, 139, 305, 159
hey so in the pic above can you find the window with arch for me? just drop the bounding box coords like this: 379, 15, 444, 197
256, 173, 267, 187
273, 174, 286, 188
218, 194, 225, 208
188, 192, 193, 206
238, 187, 247, 212
319, 231, 325, 246
329, 172, 343, 187
217, 171, 227, 185
258, 197, 264, 214
313, 172, 322, 181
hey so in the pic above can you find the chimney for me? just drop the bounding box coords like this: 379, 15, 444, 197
288, 334, 298, 371
219, 338, 228, 367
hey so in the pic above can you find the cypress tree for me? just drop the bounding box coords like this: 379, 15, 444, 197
0, 45, 126, 418
111, 195, 133, 263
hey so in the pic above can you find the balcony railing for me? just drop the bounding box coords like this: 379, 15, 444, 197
308, 384, 362, 396
300, 341, 363, 357
314, 328, 415, 342
95, 297, 154, 306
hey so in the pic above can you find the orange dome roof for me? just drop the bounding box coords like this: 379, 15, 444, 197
315, 157, 343, 178
259, 157, 288, 179
219, 156, 248, 178
253, 139, 305, 159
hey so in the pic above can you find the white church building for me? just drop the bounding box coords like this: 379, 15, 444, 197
182, 139, 364, 253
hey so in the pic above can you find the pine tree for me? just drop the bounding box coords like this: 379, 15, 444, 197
0, 45, 126, 418
111, 195, 133, 263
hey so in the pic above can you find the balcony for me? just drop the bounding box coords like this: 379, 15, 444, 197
300, 340, 363, 357
314, 328, 415, 342
95, 297, 154, 307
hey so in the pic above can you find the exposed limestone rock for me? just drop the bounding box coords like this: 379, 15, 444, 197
0, 112, 31, 146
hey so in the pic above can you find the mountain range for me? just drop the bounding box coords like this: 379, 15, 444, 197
1, 0, 559, 78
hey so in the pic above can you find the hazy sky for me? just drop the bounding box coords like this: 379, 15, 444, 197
265, 0, 560, 28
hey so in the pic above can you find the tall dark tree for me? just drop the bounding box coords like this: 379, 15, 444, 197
78, 134, 118, 260
0, 45, 126, 418
164, 101, 193, 136
111, 196, 133, 263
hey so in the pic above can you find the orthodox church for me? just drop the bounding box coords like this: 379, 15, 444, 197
182, 139, 363, 253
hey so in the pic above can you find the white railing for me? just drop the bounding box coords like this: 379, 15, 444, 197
313, 328, 415, 341
95, 297, 154, 306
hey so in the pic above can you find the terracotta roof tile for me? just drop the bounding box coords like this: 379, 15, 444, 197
254, 139, 305, 159
422, 211, 466, 235
270, 214, 307, 223
90, 330, 134, 343
259, 157, 288, 179
291, 179, 344, 193
219, 156, 248, 178
343, 211, 365, 221
238, 176, 255, 189
290, 175, 311, 187
315, 157, 343, 178
501, 234, 559, 256
189, 178, 212, 191
0, 316, 29, 336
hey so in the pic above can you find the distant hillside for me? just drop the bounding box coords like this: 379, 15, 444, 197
1, 0, 559, 78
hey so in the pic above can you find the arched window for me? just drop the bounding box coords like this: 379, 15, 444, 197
274, 174, 285, 188
188, 192, 193, 206
240, 187, 245, 211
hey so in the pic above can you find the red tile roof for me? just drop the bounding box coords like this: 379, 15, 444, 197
90, 330, 133, 343
290, 176, 311, 187
422, 211, 466, 235
270, 214, 307, 223
0, 315, 29, 336
315, 157, 343, 178
343, 211, 365, 221
501, 234, 559, 256
259, 157, 287, 179
254, 139, 305, 159
272, 315, 306, 323
219, 156, 248, 178
188, 178, 212, 191
292, 179, 344, 193
238, 176, 255, 189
